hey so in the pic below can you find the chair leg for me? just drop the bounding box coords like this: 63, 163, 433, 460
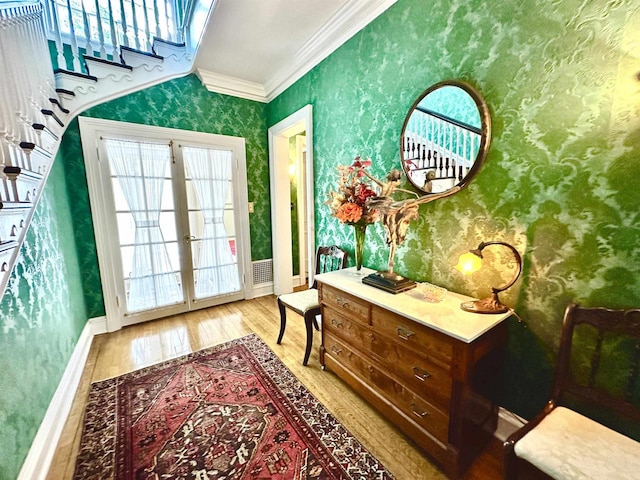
277, 298, 287, 344
303, 312, 315, 366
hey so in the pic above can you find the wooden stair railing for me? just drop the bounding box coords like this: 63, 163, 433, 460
0, 1, 63, 298
0, 0, 214, 300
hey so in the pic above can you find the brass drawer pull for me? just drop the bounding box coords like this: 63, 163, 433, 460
413, 366, 431, 381
331, 345, 343, 355
397, 326, 415, 340
336, 297, 349, 308
331, 318, 343, 327
411, 403, 430, 418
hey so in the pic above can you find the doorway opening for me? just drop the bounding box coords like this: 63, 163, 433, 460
268, 105, 314, 295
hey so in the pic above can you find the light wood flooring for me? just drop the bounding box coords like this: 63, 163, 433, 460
47, 295, 503, 480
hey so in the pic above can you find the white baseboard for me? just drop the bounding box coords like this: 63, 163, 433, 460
495, 406, 526, 442
18, 317, 102, 480
251, 282, 274, 298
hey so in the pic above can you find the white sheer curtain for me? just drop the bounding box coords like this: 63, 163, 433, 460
183, 146, 240, 298
104, 138, 183, 312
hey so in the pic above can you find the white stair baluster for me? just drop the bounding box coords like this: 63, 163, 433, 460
47, 0, 67, 70
118, 0, 130, 47
129, 0, 140, 50
106, 0, 118, 58
141, 0, 152, 51
152, 0, 160, 39
81, 0, 94, 57
65, 0, 82, 71
93, 0, 107, 58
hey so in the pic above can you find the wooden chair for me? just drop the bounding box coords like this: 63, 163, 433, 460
276, 245, 347, 365
504, 303, 640, 479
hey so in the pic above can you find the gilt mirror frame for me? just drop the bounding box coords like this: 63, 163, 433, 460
400, 79, 492, 195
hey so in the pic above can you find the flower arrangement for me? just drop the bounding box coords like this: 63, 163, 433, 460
326, 156, 379, 226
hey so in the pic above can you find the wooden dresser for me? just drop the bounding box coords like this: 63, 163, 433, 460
316, 268, 510, 479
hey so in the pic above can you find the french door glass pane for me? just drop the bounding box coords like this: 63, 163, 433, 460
104, 138, 184, 313
182, 146, 240, 299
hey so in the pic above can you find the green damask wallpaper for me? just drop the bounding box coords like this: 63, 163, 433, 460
0, 157, 87, 479
63, 74, 270, 317
2, 0, 640, 476
268, 0, 640, 416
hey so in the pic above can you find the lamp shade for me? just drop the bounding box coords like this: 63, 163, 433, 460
455, 240, 523, 314
455, 251, 482, 275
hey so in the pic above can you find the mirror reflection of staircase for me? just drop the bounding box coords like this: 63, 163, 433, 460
0, 0, 214, 297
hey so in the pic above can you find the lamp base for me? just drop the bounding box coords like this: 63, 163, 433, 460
362, 271, 416, 294
460, 293, 509, 314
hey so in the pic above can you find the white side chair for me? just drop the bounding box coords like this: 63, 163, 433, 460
276, 245, 347, 365
503, 303, 640, 479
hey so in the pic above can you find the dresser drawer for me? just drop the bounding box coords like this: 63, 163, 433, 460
371, 306, 454, 366
324, 333, 450, 444
369, 331, 453, 408
323, 306, 373, 352
320, 284, 370, 325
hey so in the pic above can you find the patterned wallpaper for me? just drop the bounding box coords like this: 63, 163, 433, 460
2, 0, 639, 476
0, 158, 87, 479
63, 74, 271, 317
268, 0, 640, 416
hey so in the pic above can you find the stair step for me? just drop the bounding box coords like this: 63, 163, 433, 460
19, 141, 53, 174
48, 97, 69, 114
0, 241, 18, 282
152, 37, 187, 59
40, 109, 64, 128
54, 69, 98, 94
4, 165, 43, 202
32, 123, 59, 153
120, 45, 164, 68
55, 88, 75, 99
0, 200, 32, 212
83, 55, 133, 80
0, 201, 28, 243
54, 68, 98, 81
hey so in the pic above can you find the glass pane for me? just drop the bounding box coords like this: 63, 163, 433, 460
188, 211, 204, 239
104, 138, 183, 313
120, 245, 134, 279
160, 211, 177, 242
182, 145, 240, 300
160, 179, 174, 210
116, 212, 135, 245
223, 210, 235, 236
185, 179, 199, 209
165, 241, 181, 272
111, 178, 129, 211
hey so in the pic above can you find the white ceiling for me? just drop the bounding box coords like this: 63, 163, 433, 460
194, 0, 397, 102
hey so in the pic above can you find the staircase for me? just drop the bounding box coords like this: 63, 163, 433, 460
0, 0, 213, 298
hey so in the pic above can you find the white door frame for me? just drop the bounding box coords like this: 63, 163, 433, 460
268, 105, 315, 295
295, 135, 307, 285
78, 117, 253, 332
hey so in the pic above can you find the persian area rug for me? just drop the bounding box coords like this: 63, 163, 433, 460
73, 334, 394, 480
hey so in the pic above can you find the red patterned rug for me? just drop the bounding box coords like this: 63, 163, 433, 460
73, 334, 394, 479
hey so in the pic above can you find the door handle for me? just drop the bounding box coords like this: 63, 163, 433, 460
183, 234, 196, 244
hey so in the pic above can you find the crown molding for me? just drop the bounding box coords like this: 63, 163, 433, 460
196, 0, 397, 103
196, 69, 268, 103
265, 0, 397, 101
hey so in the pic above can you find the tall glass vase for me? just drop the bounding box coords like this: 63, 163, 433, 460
353, 223, 367, 271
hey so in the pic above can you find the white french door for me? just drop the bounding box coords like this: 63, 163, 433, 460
79, 118, 251, 330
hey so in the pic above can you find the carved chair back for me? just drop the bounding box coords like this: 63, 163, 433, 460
553, 303, 640, 439
311, 245, 347, 288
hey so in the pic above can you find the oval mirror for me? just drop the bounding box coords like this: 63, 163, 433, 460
400, 80, 491, 195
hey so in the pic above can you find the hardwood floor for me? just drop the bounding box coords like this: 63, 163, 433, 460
46, 295, 503, 480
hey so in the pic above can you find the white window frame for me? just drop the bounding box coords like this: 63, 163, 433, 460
79, 117, 253, 332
